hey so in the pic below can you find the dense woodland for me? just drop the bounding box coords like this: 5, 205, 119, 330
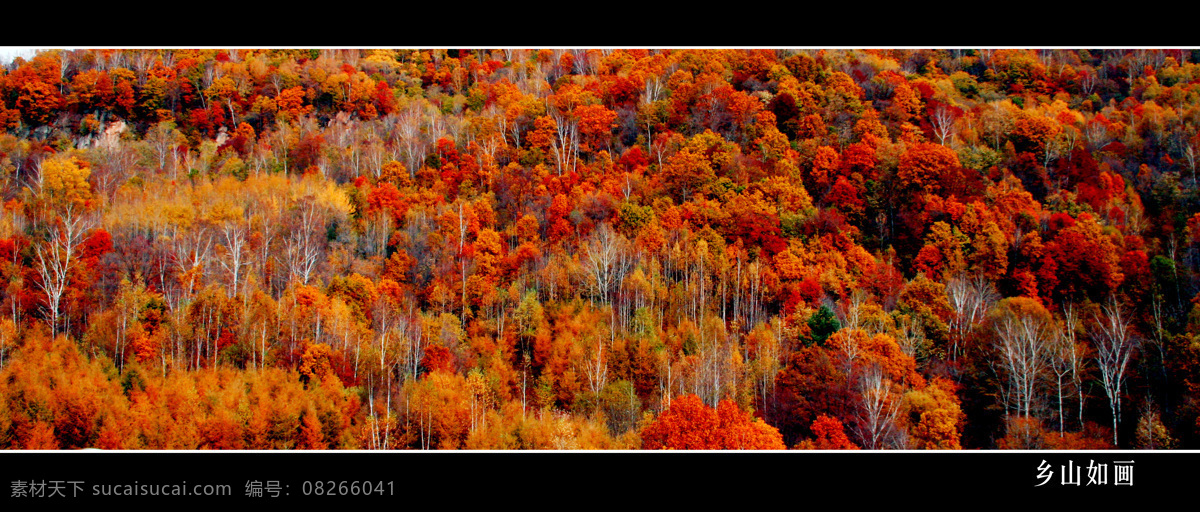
0, 48, 1196, 449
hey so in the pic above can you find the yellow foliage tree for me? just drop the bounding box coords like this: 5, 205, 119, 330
903, 377, 965, 449
39, 154, 94, 212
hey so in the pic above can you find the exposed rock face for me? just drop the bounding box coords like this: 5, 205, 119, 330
95, 120, 126, 149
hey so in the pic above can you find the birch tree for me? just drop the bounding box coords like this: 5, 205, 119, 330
217, 218, 250, 297
169, 224, 212, 306
993, 308, 1050, 419
946, 274, 998, 361
284, 202, 324, 285
34, 205, 91, 337
856, 365, 903, 449
1047, 327, 1078, 436
930, 103, 958, 147
1092, 298, 1138, 446
581, 223, 630, 305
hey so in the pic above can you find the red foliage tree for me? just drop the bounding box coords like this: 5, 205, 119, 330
797, 414, 859, 449
641, 394, 784, 450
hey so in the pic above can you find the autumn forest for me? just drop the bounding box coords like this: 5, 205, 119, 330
0, 48, 1194, 450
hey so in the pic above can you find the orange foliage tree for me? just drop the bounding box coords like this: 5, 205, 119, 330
796, 414, 859, 450
641, 394, 784, 449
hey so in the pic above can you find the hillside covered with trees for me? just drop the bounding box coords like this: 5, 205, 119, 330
0, 48, 1196, 450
